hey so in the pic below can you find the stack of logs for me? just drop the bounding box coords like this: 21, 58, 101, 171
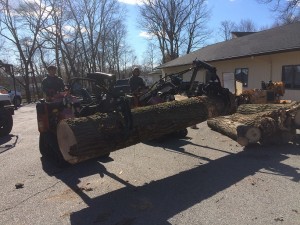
207, 102, 300, 146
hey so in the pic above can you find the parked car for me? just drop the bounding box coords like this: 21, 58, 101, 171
0, 86, 22, 107
0, 92, 14, 137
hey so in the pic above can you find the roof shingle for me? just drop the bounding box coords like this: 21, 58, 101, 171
158, 22, 300, 69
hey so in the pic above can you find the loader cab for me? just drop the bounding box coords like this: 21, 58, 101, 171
69, 72, 116, 103
86, 72, 116, 91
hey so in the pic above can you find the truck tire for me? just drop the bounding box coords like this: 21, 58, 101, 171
0, 108, 13, 137
39, 132, 69, 167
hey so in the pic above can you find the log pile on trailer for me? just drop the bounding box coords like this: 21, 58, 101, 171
207, 102, 300, 146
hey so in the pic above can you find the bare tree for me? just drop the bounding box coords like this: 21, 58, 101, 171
40, 0, 86, 80
219, 20, 237, 41
271, 9, 300, 25
218, 19, 258, 41
0, 0, 138, 103
63, 0, 126, 74
142, 42, 159, 71
0, 0, 52, 102
138, 0, 210, 63
257, 0, 300, 23
184, 1, 211, 54
105, 19, 128, 76
119, 46, 136, 78
237, 19, 257, 32
35, 0, 129, 81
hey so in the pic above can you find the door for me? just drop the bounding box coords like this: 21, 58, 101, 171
222, 72, 235, 94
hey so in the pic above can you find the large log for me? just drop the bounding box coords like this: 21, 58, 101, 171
237, 102, 300, 130
207, 107, 294, 146
237, 102, 300, 129
236, 102, 299, 114
207, 117, 244, 141
57, 96, 234, 164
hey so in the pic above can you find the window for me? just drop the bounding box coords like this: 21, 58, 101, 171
234, 68, 248, 87
282, 65, 300, 90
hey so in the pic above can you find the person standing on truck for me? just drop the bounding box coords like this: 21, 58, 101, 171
129, 67, 146, 93
41, 65, 65, 99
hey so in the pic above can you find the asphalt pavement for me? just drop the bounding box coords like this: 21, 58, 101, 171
0, 104, 299, 225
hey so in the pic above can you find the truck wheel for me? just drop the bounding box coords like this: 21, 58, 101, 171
13, 97, 22, 107
39, 132, 69, 167
0, 108, 13, 137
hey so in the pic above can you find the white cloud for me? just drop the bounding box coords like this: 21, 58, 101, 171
118, 0, 144, 5
63, 25, 75, 32
139, 31, 153, 39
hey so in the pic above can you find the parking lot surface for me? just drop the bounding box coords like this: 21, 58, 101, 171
0, 104, 299, 225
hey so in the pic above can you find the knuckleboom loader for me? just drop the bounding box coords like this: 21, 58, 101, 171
36, 71, 184, 166
36, 72, 119, 166
36, 61, 234, 166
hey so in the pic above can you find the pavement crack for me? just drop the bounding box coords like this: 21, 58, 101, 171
0, 180, 62, 213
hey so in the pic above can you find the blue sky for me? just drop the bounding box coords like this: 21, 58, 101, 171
118, 0, 277, 63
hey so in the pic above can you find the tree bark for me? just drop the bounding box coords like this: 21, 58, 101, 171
207, 117, 243, 141
57, 96, 233, 164
236, 102, 299, 114
237, 101, 300, 129
207, 104, 298, 146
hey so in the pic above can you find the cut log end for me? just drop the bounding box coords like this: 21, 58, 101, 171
237, 137, 249, 146
237, 125, 261, 146
245, 127, 261, 143
57, 120, 80, 164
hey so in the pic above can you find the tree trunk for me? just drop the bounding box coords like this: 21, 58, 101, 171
236, 102, 299, 114
57, 96, 233, 164
207, 103, 299, 146
207, 117, 243, 141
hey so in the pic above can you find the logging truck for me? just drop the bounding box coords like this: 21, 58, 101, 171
36, 61, 236, 166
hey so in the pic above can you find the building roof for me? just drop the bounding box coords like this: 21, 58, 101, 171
158, 22, 300, 69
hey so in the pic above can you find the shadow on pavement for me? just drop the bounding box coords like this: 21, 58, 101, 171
0, 134, 18, 154
41, 139, 300, 225
144, 136, 233, 161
